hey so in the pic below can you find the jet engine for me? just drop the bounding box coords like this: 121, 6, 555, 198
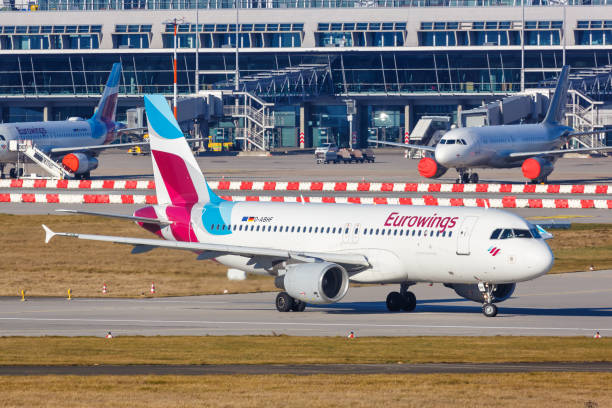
275, 262, 349, 304
521, 157, 554, 181
444, 283, 516, 303
62, 153, 98, 175
418, 157, 448, 179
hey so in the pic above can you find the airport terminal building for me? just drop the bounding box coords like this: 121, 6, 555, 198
0, 0, 611, 148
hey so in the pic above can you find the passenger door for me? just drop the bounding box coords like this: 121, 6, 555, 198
456, 216, 478, 255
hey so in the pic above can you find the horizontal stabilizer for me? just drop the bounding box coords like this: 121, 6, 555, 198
56, 209, 170, 226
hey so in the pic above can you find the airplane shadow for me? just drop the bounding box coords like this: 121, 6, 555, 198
308, 299, 612, 317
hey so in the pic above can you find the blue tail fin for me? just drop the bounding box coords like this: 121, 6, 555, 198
542, 65, 570, 125
91, 63, 121, 124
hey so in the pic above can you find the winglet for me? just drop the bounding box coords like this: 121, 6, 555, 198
42, 224, 56, 244
536, 225, 553, 240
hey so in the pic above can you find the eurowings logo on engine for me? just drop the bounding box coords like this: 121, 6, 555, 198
488, 246, 501, 256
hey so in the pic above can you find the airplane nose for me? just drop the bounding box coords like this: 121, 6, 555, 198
434, 147, 452, 166
531, 242, 554, 278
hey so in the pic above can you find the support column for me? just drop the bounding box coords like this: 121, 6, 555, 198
43, 105, 53, 122
457, 104, 463, 127
299, 103, 309, 149
404, 103, 413, 143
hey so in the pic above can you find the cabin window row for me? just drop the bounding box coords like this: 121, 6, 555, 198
210, 223, 453, 238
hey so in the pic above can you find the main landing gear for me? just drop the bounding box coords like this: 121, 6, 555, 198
456, 168, 479, 184
386, 282, 417, 312
275, 292, 307, 312
479, 282, 498, 317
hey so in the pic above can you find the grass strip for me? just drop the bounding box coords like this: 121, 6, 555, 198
0, 373, 610, 407
1, 336, 610, 365
1, 215, 611, 297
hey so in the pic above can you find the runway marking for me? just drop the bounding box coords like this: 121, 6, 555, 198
0, 317, 609, 332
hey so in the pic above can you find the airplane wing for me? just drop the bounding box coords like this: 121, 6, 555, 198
50, 137, 205, 154
508, 145, 612, 158
56, 209, 171, 226
42, 225, 371, 268
368, 139, 436, 152
51, 141, 148, 154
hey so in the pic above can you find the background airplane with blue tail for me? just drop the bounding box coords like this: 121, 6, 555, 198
0, 63, 144, 179
371, 66, 612, 184
43, 94, 555, 318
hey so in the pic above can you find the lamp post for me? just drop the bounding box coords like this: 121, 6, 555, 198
195, 0, 199, 94
521, 0, 525, 92
235, 0, 240, 91
163, 18, 184, 119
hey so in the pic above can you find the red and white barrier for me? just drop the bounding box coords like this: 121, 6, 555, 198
2, 193, 611, 209
1, 178, 610, 195
0, 179, 155, 190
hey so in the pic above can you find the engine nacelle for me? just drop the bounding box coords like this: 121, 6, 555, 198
445, 283, 516, 303
62, 153, 98, 175
418, 157, 448, 179
275, 262, 349, 304
521, 157, 554, 181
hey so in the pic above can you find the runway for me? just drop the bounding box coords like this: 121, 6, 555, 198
1, 362, 611, 376
1, 270, 610, 337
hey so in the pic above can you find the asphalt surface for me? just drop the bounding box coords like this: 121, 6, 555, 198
1, 362, 611, 376
1, 270, 610, 337
9, 149, 612, 184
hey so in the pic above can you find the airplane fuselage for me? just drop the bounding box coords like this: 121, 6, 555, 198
0, 118, 116, 163
139, 202, 553, 285
435, 123, 573, 170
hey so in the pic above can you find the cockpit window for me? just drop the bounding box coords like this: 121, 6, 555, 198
492, 228, 536, 239
490, 228, 502, 239
439, 139, 446, 144
513, 229, 532, 238
445, 139, 455, 144
460, 139, 467, 145
0, 135, 5, 141
529, 227, 541, 239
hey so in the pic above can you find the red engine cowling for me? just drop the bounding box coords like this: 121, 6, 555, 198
521, 157, 554, 181
62, 153, 99, 175
418, 157, 448, 179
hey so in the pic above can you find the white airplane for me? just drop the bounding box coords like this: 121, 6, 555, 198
372, 66, 612, 184
0, 63, 141, 179
42, 94, 555, 317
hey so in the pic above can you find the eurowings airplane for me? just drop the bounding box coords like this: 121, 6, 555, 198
43, 95, 555, 317
0, 63, 139, 179
372, 66, 612, 184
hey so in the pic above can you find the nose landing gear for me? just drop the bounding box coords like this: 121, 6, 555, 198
385, 282, 417, 312
479, 282, 498, 317
456, 169, 479, 184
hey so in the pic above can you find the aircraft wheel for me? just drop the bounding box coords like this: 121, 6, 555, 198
276, 292, 294, 312
291, 300, 306, 312
9, 168, 17, 178
386, 291, 404, 312
401, 291, 417, 312
469, 173, 479, 184
482, 303, 498, 317
461, 173, 469, 184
